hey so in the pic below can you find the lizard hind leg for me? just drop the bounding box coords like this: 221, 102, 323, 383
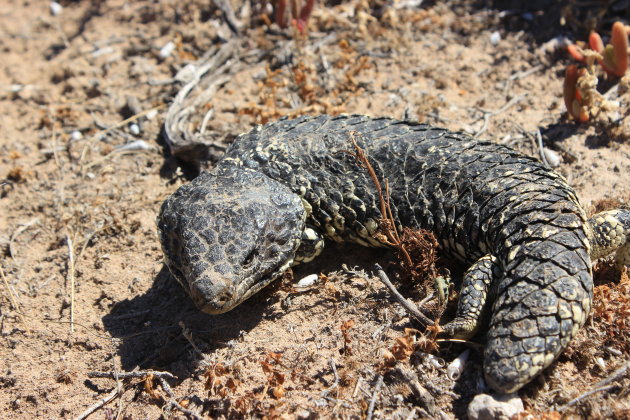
441, 255, 503, 340
588, 209, 630, 268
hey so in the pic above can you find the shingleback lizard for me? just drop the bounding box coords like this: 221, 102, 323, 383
158, 114, 630, 393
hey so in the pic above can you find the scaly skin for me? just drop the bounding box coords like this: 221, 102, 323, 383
158, 114, 629, 393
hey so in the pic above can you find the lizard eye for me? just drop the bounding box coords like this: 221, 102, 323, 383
242, 249, 258, 266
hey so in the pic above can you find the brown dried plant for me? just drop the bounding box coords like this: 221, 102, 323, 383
349, 133, 439, 285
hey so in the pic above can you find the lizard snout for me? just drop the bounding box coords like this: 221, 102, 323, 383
190, 276, 236, 314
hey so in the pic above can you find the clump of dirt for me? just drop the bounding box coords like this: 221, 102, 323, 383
0, 0, 628, 419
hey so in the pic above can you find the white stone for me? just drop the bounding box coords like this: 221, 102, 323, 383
50, 2, 63, 16
543, 147, 562, 167
145, 109, 159, 120
159, 41, 176, 59
490, 31, 501, 46
468, 393, 524, 420
296, 274, 319, 288
129, 123, 140, 136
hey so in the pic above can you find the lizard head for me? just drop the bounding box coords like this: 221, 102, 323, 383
158, 166, 306, 314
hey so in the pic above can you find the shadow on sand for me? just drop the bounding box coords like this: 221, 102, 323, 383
102, 265, 273, 376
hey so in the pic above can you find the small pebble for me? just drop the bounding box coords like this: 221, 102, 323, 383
145, 109, 159, 120
129, 123, 141, 136
296, 274, 319, 288
70, 130, 83, 141
605, 346, 622, 357
50, 1, 63, 16
594, 356, 606, 370
468, 393, 524, 420
461, 124, 475, 135
159, 41, 176, 59
490, 31, 501, 46
543, 147, 562, 168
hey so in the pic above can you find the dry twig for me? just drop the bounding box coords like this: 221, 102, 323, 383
473, 94, 527, 138
366, 374, 384, 420
558, 361, 630, 412
349, 134, 440, 285
84, 370, 203, 419
163, 40, 247, 163
78, 104, 165, 172
74, 387, 122, 420
0, 264, 29, 331
9, 217, 40, 262
87, 370, 176, 380
349, 134, 413, 267
179, 321, 204, 356
321, 357, 340, 398
159, 375, 203, 420
374, 264, 434, 327
214, 0, 242, 33
66, 233, 76, 334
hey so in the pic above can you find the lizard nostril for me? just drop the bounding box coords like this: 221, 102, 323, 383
189, 277, 235, 314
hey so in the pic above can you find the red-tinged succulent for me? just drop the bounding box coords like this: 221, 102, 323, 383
601, 21, 629, 77
589, 31, 605, 54
567, 33, 603, 63
567, 44, 585, 62
567, 21, 629, 77
274, 0, 316, 34
564, 21, 629, 123
275, 0, 287, 28
295, 0, 315, 33
563, 65, 589, 123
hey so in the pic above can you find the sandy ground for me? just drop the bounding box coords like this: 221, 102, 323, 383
0, 0, 629, 418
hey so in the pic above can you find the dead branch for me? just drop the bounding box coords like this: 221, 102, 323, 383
158, 376, 203, 420
163, 40, 251, 165
84, 370, 202, 419
349, 134, 412, 267
374, 264, 434, 327
179, 321, 204, 356
87, 370, 176, 380
66, 233, 76, 334
214, 0, 242, 34
473, 94, 527, 138
9, 217, 40, 262
366, 374, 384, 420
0, 264, 29, 331
74, 387, 122, 420
349, 134, 440, 287
558, 361, 630, 412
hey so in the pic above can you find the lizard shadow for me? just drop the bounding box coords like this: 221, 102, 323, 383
102, 265, 270, 376
102, 242, 389, 377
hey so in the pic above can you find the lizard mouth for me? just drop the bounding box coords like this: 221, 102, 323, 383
189, 276, 237, 314
188, 256, 296, 315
